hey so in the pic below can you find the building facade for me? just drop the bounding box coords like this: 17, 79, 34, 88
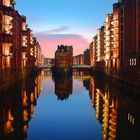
73, 54, 84, 65
84, 49, 90, 65
104, 14, 113, 75
95, 26, 105, 72
0, 0, 43, 89
89, 36, 97, 68
111, 3, 121, 78
122, 0, 140, 81
55, 45, 73, 73
89, 0, 140, 84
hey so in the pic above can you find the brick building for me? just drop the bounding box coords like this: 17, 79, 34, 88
89, 0, 140, 83
73, 54, 84, 65
0, 0, 43, 89
84, 49, 90, 65
55, 45, 73, 73
89, 36, 97, 68
104, 14, 113, 75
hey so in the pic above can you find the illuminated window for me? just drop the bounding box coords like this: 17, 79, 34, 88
3, 0, 11, 7
130, 58, 137, 66
134, 58, 136, 66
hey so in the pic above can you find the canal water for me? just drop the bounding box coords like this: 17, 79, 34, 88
0, 70, 139, 140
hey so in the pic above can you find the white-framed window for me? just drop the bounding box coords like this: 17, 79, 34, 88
132, 59, 134, 66
130, 59, 132, 66
130, 58, 137, 66
134, 58, 136, 66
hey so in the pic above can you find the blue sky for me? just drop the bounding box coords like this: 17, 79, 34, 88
15, 0, 117, 58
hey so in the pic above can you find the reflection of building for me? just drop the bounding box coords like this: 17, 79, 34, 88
89, 76, 140, 140
72, 69, 90, 79
83, 79, 90, 90
0, 73, 42, 139
55, 45, 73, 73
55, 75, 72, 101
42, 69, 52, 77
73, 54, 84, 65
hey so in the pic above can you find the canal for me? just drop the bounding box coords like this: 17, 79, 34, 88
0, 70, 139, 140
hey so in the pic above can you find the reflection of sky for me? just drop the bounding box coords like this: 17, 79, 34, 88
27, 77, 102, 140
15, 0, 117, 58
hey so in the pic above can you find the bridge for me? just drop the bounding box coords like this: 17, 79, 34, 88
40, 65, 91, 69
72, 65, 91, 69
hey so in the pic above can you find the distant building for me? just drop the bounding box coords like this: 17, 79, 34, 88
73, 54, 84, 65
89, 42, 94, 67
89, 36, 97, 68
55, 45, 73, 73
44, 58, 54, 66
84, 49, 90, 65
95, 26, 105, 72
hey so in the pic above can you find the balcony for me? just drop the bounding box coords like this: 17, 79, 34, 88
22, 36, 27, 47
2, 15, 13, 35
2, 43, 12, 68
2, 0, 14, 8
22, 52, 27, 61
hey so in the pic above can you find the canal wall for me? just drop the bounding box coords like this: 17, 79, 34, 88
92, 68, 140, 95
0, 67, 41, 91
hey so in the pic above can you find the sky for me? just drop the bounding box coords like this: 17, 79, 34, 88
15, 0, 117, 58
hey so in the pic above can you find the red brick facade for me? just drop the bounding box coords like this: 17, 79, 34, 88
0, 0, 43, 72
89, 0, 140, 83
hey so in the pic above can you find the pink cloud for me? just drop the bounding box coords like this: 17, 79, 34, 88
35, 32, 89, 58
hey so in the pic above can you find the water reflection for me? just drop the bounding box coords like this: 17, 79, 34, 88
89, 76, 140, 140
0, 70, 139, 140
0, 74, 42, 140
54, 75, 73, 101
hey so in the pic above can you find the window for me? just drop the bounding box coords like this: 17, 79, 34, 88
130, 58, 137, 66
134, 58, 137, 66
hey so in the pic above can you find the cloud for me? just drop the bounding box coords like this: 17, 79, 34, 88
47, 26, 69, 34
35, 31, 89, 58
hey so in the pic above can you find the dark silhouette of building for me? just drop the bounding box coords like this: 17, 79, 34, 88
84, 49, 90, 65
55, 75, 73, 101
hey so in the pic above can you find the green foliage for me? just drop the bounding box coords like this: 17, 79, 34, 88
118, 0, 123, 3
12, 0, 16, 6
